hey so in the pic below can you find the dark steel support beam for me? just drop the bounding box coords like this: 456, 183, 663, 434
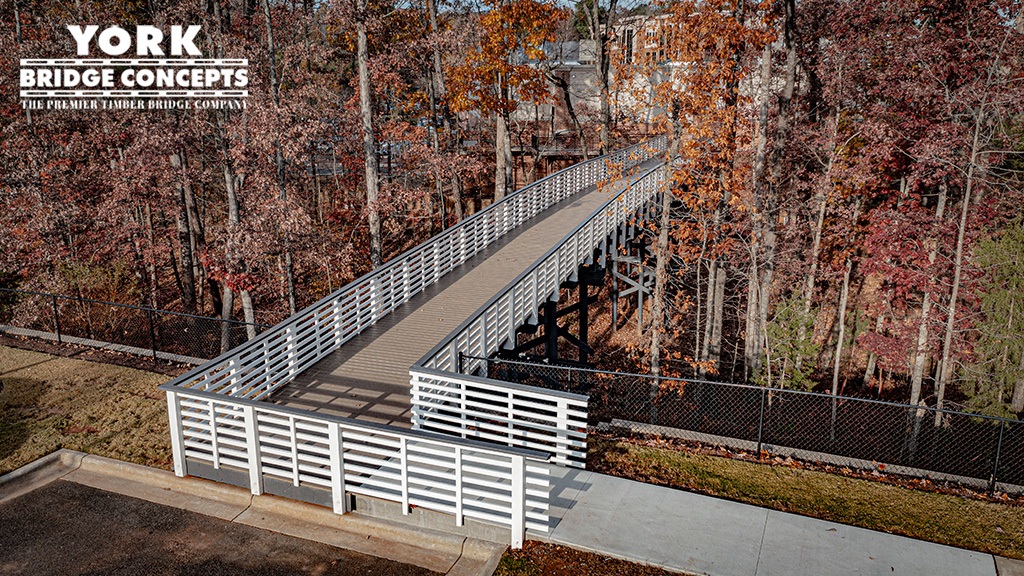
579, 281, 589, 364
544, 300, 559, 362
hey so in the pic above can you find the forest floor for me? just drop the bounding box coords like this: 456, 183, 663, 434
589, 434, 1024, 560
0, 345, 173, 475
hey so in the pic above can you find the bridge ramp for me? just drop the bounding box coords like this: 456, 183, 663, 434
271, 163, 655, 426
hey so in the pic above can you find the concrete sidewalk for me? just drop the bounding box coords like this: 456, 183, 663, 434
531, 466, 1023, 576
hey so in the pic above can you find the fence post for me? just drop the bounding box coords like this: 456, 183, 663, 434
166, 391, 187, 477
51, 295, 62, 344
510, 455, 526, 549
147, 309, 157, 361
756, 387, 766, 459
454, 446, 464, 526
328, 424, 348, 514
989, 421, 1006, 495
399, 437, 409, 515
457, 351, 464, 374
242, 405, 263, 495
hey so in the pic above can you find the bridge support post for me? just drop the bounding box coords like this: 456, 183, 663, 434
507, 263, 600, 366
579, 281, 589, 364
610, 229, 652, 331
544, 300, 558, 362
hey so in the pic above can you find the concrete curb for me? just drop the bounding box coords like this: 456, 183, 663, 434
236, 494, 488, 574
2, 450, 506, 575
67, 455, 253, 522
0, 449, 85, 504
236, 492, 507, 575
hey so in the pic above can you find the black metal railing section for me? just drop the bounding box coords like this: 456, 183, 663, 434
0, 287, 268, 362
471, 356, 1023, 494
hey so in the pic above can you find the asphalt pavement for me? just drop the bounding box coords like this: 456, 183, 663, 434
0, 451, 504, 576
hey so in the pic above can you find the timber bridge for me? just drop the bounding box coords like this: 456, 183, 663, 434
160, 137, 668, 548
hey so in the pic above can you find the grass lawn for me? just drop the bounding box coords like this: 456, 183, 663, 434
0, 345, 171, 474
590, 435, 1024, 559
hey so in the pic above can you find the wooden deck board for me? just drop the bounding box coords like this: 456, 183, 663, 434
271, 165, 653, 427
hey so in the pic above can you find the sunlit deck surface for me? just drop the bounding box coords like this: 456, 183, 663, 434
270, 164, 654, 427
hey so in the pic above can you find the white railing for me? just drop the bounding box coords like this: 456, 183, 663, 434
165, 387, 551, 547
411, 162, 668, 465
162, 138, 665, 400
161, 138, 667, 545
410, 367, 589, 466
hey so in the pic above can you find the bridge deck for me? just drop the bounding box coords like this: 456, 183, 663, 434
271, 163, 654, 427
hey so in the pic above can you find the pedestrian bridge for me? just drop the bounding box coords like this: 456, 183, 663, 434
159, 137, 667, 547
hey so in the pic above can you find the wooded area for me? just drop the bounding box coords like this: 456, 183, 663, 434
2, 0, 1023, 418
636, 0, 1024, 422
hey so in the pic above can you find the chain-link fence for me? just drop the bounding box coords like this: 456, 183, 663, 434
0, 287, 268, 363
472, 355, 1024, 495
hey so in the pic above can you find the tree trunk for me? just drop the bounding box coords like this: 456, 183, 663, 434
427, 0, 447, 227
745, 41, 772, 376
755, 0, 794, 374
863, 311, 883, 388
596, 58, 611, 155
172, 154, 197, 314
751, 41, 772, 187
357, 0, 382, 268
700, 259, 717, 374
581, 0, 616, 153
427, 0, 466, 222
427, 0, 446, 99
802, 190, 827, 320
745, 256, 760, 377
709, 264, 726, 369
451, 171, 464, 221
13, 1, 21, 45
933, 12, 1015, 425
220, 284, 235, 353
240, 290, 257, 339
172, 150, 206, 303
910, 179, 945, 405
799, 108, 840, 368
428, 74, 445, 230
262, 0, 285, 194
550, 73, 588, 160
222, 140, 255, 343
935, 120, 983, 427
262, 0, 297, 312
649, 115, 681, 378
1013, 372, 1024, 414
494, 111, 513, 201
693, 237, 704, 368
832, 258, 852, 396
143, 203, 159, 309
